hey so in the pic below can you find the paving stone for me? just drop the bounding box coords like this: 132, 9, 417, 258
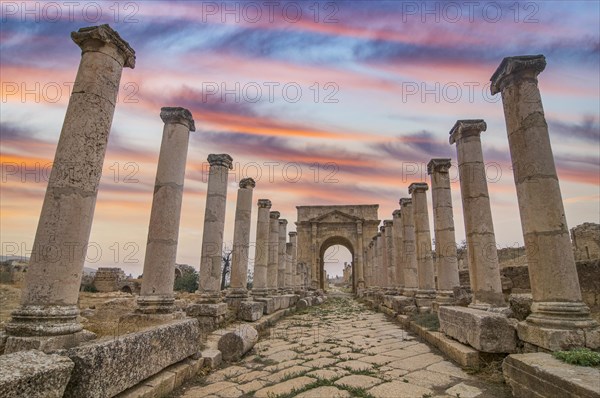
230, 370, 270, 383
337, 360, 374, 372
335, 375, 382, 389
236, 380, 267, 394
403, 369, 457, 389
306, 368, 349, 380
359, 354, 397, 365
445, 382, 484, 397
253, 376, 315, 398
184, 382, 237, 397
266, 349, 298, 362
427, 361, 474, 379
295, 386, 351, 397
262, 359, 304, 372
387, 352, 445, 371
368, 380, 434, 398
303, 357, 339, 368
263, 365, 311, 383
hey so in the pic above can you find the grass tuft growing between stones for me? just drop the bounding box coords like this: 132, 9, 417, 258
553, 348, 600, 367
409, 313, 440, 331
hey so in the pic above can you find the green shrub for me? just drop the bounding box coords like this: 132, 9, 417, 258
410, 313, 440, 331
553, 348, 600, 367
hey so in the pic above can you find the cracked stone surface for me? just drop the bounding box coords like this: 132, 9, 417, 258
175, 294, 510, 397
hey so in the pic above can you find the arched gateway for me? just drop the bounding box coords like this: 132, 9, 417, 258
296, 205, 380, 292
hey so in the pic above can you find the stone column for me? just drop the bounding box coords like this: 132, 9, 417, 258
227, 178, 256, 300
491, 55, 599, 350
198, 154, 233, 303
450, 120, 506, 309
392, 210, 405, 291
289, 232, 299, 292
310, 222, 318, 290
355, 221, 365, 289
252, 199, 271, 296
137, 107, 195, 315
376, 232, 383, 288
383, 220, 395, 290
428, 159, 460, 307
400, 199, 418, 296
6, 25, 135, 347
268, 211, 280, 294
409, 183, 436, 312
278, 219, 288, 292
285, 242, 293, 293
365, 242, 373, 287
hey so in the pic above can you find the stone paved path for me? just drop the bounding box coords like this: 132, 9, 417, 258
176, 294, 511, 398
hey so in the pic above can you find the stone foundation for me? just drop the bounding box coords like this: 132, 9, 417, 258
186, 303, 227, 332
238, 301, 265, 321
4, 330, 97, 355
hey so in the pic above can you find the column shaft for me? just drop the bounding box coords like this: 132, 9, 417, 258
384, 221, 395, 289
392, 210, 405, 289
278, 219, 288, 291
268, 211, 280, 293
400, 199, 418, 296
252, 199, 271, 295
289, 232, 298, 291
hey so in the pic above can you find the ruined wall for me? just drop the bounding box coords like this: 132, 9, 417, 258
92, 267, 127, 292
571, 222, 600, 261
0, 260, 28, 285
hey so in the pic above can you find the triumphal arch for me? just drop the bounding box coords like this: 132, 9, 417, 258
296, 205, 380, 291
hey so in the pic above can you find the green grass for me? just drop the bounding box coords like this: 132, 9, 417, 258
553, 348, 600, 367
410, 313, 440, 331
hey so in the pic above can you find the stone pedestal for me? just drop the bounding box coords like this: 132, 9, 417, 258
185, 303, 227, 332
491, 54, 599, 350
278, 219, 288, 292
383, 220, 396, 289
399, 199, 419, 297
198, 154, 233, 303
238, 301, 264, 322
391, 209, 405, 289
5, 25, 135, 347
137, 107, 195, 315
268, 211, 280, 294
375, 232, 384, 288
409, 183, 436, 313
227, 178, 256, 302
450, 120, 506, 310
252, 199, 271, 297
428, 159, 460, 308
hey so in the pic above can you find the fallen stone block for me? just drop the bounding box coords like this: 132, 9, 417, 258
218, 325, 259, 362
508, 293, 533, 321
439, 306, 517, 353
59, 318, 200, 398
0, 349, 74, 398
503, 352, 600, 398
239, 301, 264, 322
297, 299, 310, 309
201, 349, 222, 369
391, 296, 416, 314
254, 297, 275, 314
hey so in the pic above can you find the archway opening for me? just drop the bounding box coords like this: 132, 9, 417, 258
121, 285, 132, 294
319, 236, 354, 292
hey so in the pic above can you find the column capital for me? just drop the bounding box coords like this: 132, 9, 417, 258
270, 211, 281, 219
399, 198, 412, 208
257, 199, 272, 208
427, 158, 452, 175
377, 232, 382, 238
392, 209, 402, 218
449, 119, 487, 145
490, 54, 546, 95
239, 178, 255, 189
207, 154, 233, 169
71, 24, 136, 68
288, 231, 297, 237
279, 218, 288, 226
384, 219, 393, 228
160, 107, 196, 131
379, 225, 385, 233
408, 182, 428, 194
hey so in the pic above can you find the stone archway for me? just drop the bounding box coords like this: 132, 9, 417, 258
296, 205, 380, 292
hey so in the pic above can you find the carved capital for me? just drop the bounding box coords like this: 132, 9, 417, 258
257, 199, 272, 209
383, 220, 393, 228
392, 209, 402, 218
279, 219, 288, 226
288, 231, 297, 237
449, 119, 487, 145
427, 158, 452, 175
71, 24, 136, 68
239, 178, 255, 189
399, 198, 412, 208
270, 211, 281, 219
408, 182, 428, 194
160, 107, 195, 131
490, 54, 546, 95
207, 154, 233, 169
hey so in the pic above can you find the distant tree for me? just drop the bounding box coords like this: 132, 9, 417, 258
221, 249, 232, 290
246, 268, 254, 290
173, 264, 198, 292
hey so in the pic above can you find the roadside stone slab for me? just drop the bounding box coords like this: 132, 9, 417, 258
368, 380, 433, 398
0, 350, 74, 398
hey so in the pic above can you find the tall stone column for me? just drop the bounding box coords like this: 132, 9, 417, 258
198, 154, 233, 303
392, 210, 405, 291
310, 222, 318, 290
450, 120, 506, 309
400, 198, 418, 296
428, 159, 460, 307
409, 183, 436, 312
278, 219, 288, 291
289, 232, 299, 292
227, 178, 256, 300
268, 211, 280, 294
491, 55, 599, 350
355, 221, 365, 289
376, 232, 383, 288
365, 242, 373, 287
252, 199, 271, 296
6, 25, 135, 348
137, 107, 195, 315
384, 220, 396, 290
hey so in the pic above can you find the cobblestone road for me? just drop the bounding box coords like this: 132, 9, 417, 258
176, 294, 510, 398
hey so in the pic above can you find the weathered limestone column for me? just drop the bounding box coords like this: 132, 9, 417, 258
376, 232, 384, 288
384, 220, 395, 290
310, 222, 318, 290
491, 55, 599, 349
365, 242, 374, 287
6, 25, 135, 347
227, 178, 256, 300
409, 183, 436, 312
392, 210, 405, 291
289, 232, 299, 292
400, 198, 418, 297
252, 199, 271, 296
278, 219, 288, 291
137, 107, 195, 315
268, 211, 281, 294
198, 154, 233, 303
355, 220, 365, 289
285, 242, 293, 293
450, 120, 506, 309
428, 159, 460, 307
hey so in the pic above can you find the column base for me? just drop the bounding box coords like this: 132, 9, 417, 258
415, 289, 436, 313
195, 291, 223, 304
517, 301, 600, 351
251, 288, 269, 297
433, 290, 456, 312
5, 305, 83, 337
4, 329, 96, 354
185, 302, 228, 332
136, 295, 175, 314
357, 280, 365, 289
468, 302, 512, 316
403, 287, 417, 297
226, 287, 249, 298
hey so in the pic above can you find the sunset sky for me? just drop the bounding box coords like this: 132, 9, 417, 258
1, 1, 599, 278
